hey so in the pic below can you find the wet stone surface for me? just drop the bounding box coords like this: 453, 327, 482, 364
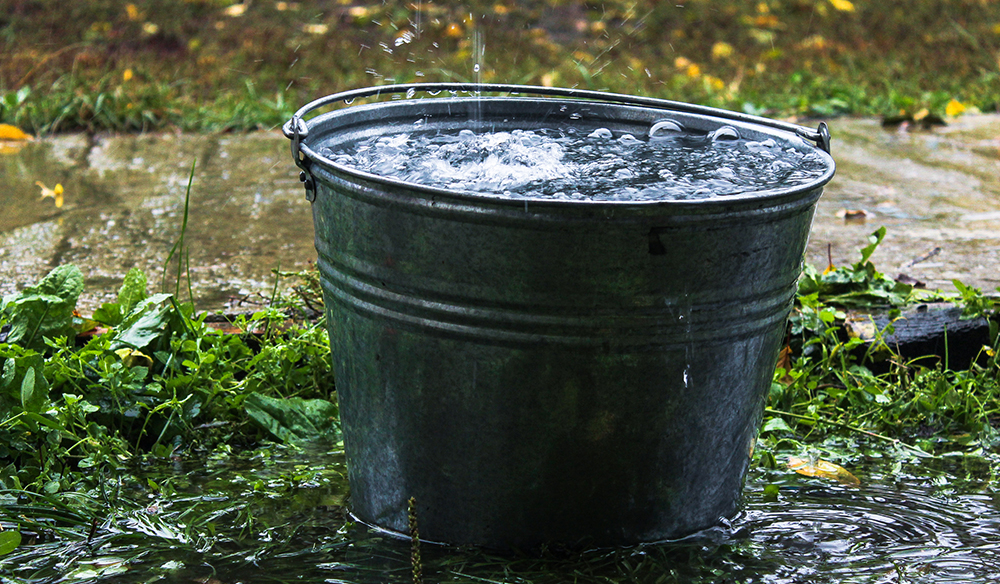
1, 115, 999, 312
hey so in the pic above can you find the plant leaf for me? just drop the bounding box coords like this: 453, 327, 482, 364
760, 417, 793, 434
788, 456, 860, 486
0, 530, 21, 556
0, 123, 32, 141
118, 268, 148, 314
113, 297, 173, 351
1, 265, 84, 349
20, 366, 48, 413
244, 393, 340, 443
859, 226, 886, 265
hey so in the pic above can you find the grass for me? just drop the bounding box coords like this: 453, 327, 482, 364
2, 0, 1000, 134
0, 233, 996, 582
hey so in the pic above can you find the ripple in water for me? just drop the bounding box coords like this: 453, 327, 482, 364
738, 464, 1000, 584
319, 125, 829, 201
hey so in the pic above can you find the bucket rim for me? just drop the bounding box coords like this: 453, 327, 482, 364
284, 83, 836, 207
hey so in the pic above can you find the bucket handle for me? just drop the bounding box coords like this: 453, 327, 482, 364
282, 82, 832, 155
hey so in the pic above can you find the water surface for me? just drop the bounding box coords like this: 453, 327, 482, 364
3, 443, 999, 584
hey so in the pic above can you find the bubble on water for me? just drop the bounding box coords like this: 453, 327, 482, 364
648, 119, 685, 140
614, 168, 634, 179
587, 128, 613, 140
458, 129, 476, 141
711, 126, 740, 142
617, 134, 642, 146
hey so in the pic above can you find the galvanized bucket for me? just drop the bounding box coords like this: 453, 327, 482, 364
284, 83, 835, 550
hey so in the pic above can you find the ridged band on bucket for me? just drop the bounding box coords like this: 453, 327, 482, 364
285, 84, 835, 550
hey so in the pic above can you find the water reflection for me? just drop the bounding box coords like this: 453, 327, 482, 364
5, 444, 999, 584
0, 132, 314, 312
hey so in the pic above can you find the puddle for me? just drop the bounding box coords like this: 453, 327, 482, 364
0, 132, 313, 312
3, 444, 1000, 583
808, 115, 1000, 294
1, 115, 999, 313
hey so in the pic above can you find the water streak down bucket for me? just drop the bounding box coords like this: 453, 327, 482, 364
284, 84, 835, 550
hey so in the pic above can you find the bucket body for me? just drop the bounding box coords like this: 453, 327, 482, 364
287, 86, 835, 549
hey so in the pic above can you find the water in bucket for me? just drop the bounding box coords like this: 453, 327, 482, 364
319, 121, 829, 201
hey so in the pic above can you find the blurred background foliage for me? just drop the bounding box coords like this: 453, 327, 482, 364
1, 0, 999, 133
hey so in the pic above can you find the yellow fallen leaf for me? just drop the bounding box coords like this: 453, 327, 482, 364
828, 0, 855, 12
945, 99, 966, 118
115, 348, 153, 369
711, 41, 734, 60
36, 181, 64, 208
788, 456, 860, 486
912, 108, 930, 122
0, 123, 33, 141
223, 3, 246, 17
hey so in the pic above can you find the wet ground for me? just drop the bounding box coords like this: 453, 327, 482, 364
4, 443, 1000, 584
1, 114, 999, 312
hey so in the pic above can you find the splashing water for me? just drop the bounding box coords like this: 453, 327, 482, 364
321, 124, 829, 201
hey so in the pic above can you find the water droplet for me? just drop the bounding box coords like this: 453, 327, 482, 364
473, 63, 480, 73
587, 128, 613, 140
428, 90, 441, 96
394, 30, 414, 46
711, 126, 740, 141
344, 98, 355, 104
648, 119, 685, 139
406, 88, 416, 99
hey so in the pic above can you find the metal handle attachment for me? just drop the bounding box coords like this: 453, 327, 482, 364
283, 114, 315, 201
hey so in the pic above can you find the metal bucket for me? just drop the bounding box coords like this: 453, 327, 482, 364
284, 83, 835, 550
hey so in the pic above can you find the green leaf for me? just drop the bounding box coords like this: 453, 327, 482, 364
0, 530, 21, 556
859, 226, 886, 265
118, 268, 148, 314
244, 393, 340, 444
92, 302, 125, 327
760, 417, 794, 434
1, 265, 84, 349
114, 298, 173, 350
20, 366, 48, 413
